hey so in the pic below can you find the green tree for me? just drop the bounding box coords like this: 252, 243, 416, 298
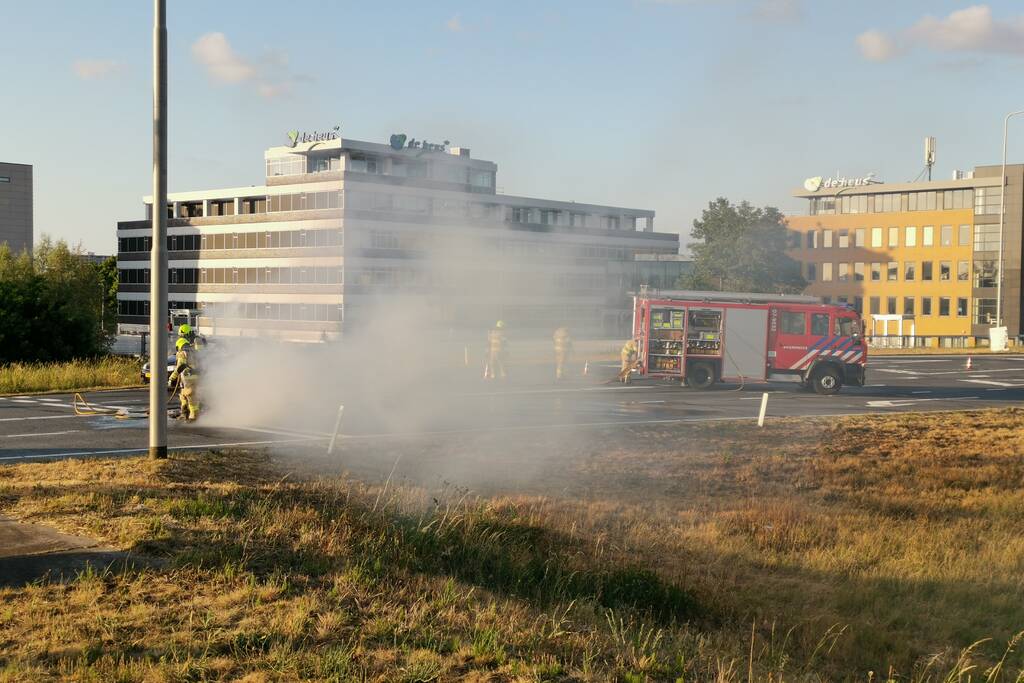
682, 198, 805, 293
0, 237, 110, 363
96, 254, 119, 337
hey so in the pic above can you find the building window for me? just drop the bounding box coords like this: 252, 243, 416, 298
853, 296, 863, 314
957, 260, 969, 281
956, 297, 968, 317
905, 226, 917, 247
871, 262, 881, 281
943, 188, 973, 209
869, 296, 881, 315
871, 227, 883, 248
823, 230, 833, 248
939, 297, 951, 316
958, 224, 971, 246
904, 262, 915, 281
975, 187, 1002, 215
974, 260, 997, 288
821, 263, 833, 281
854, 262, 864, 281
922, 225, 934, 247
806, 262, 816, 280
887, 261, 898, 281
887, 297, 897, 315
838, 262, 849, 282
888, 227, 899, 247
974, 224, 1000, 252
940, 225, 953, 246
922, 261, 933, 281
838, 230, 849, 248
922, 297, 932, 316
806, 231, 818, 249
973, 298, 997, 325
904, 297, 915, 316
940, 261, 951, 281
855, 228, 865, 247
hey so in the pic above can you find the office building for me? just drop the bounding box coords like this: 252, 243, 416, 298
116, 133, 679, 340
786, 165, 1024, 347
0, 162, 33, 255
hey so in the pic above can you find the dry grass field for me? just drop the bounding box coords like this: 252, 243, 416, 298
1, 409, 1023, 681
0, 356, 140, 395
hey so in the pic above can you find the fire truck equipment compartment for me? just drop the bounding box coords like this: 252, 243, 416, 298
722, 307, 769, 380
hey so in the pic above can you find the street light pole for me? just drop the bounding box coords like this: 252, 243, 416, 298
148, 0, 168, 460
996, 110, 1024, 331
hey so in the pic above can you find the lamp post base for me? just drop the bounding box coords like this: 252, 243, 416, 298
149, 446, 167, 460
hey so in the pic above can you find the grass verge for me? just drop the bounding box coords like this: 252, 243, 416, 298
1, 410, 1023, 680
0, 356, 140, 395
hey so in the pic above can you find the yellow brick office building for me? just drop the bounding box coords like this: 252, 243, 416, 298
787, 165, 1024, 347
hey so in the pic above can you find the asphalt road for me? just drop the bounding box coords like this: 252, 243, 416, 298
2, 354, 1023, 463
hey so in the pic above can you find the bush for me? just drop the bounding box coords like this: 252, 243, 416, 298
0, 238, 112, 363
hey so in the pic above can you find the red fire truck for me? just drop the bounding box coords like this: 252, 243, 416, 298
631, 290, 867, 394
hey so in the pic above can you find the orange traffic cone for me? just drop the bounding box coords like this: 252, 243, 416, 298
966, 356, 973, 370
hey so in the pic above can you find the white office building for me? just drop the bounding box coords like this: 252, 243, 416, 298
116, 132, 679, 339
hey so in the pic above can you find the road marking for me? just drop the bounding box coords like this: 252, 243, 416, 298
455, 385, 654, 398
6, 430, 79, 438
875, 360, 946, 364
866, 397, 979, 408
911, 391, 932, 394
9, 400, 38, 404
959, 379, 1024, 388
0, 414, 82, 423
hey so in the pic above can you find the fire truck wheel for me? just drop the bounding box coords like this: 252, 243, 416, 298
811, 366, 843, 395
685, 361, 716, 390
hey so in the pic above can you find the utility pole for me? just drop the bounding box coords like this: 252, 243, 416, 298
996, 110, 1024, 333
149, 0, 168, 459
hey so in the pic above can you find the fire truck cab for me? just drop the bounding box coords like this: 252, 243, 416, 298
632, 290, 866, 394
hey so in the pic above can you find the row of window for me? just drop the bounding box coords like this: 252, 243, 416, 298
808, 259, 997, 287
119, 267, 345, 286
808, 188, 1000, 215
788, 295, 996, 326
266, 152, 495, 188
147, 190, 647, 231
119, 229, 344, 254
866, 296, 996, 324
119, 299, 342, 322
798, 225, 976, 250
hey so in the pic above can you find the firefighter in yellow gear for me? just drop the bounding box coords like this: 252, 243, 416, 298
552, 326, 573, 380
486, 320, 508, 380
620, 339, 638, 384
168, 337, 200, 421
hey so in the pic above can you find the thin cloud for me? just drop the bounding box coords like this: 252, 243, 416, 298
191, 32, 302, 99
751, 0, 802, 23
72, 59, 122, 80
445, 13, 465, 32
856, 4, 1024, 62
856, 29, 901, 62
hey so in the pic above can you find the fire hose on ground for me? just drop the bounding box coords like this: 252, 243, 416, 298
72, 375, 182, 420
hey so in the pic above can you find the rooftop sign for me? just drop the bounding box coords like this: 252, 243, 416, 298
287, 126, 341, 147
804, 173, 878, 192
389, 133, 450, 152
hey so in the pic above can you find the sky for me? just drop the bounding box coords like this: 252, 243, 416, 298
2, 0, 1024, 254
